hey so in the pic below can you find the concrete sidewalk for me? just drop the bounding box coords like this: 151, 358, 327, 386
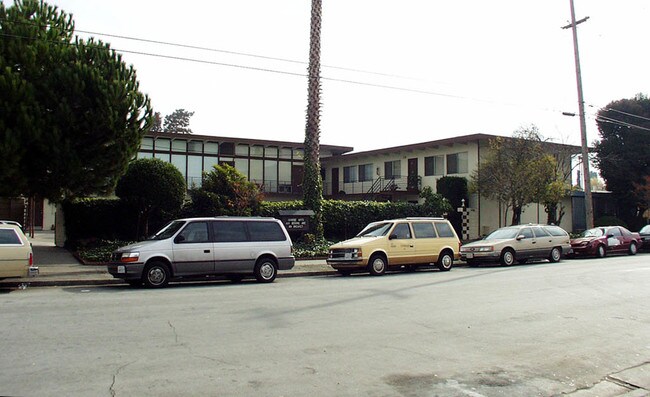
0, 231, 337, 288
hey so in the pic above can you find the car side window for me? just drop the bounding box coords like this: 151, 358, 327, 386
0, 229, 22, 245
434, 222, 455, 238
545, 226, 567, 237
609, 228, 622, 237
213, 221, 248, 242
248, 221, 286, 242
520, 228, 534, 239
532, 227, 550, 238
176, 222, 210, 243
392, 223, 412, 239
412, 222, 437, 238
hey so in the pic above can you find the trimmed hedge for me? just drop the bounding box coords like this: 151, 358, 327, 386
62, 198, 136, 249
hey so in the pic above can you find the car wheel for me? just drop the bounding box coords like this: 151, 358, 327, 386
254, 258, 277, 283
549, 247, 562, 263
628, 242, 638, 256
367, 254, 387, 276
143, 261, 171, 288
437, 251, 453, 271
500, 249, 515, 266
596, 245, 606, 258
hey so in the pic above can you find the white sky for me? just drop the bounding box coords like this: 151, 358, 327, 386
46, 0, 650, 152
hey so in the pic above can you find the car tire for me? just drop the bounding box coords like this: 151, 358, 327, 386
143, 261, 171, 288
628, 242, 638, 256
500, 249, 516, 266
254, 258, 277, 283
596, 245, 606, 258
549, 247, 562, 263
367, 254, 387, 276
437, 251, 453, 272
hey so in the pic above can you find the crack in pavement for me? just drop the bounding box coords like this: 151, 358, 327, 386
109, 360, 137, 397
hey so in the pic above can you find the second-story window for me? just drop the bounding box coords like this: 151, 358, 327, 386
384, 160, 401, 179
446, 152, 468, 174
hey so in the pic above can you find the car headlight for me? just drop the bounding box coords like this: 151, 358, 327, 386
119, 252, 140, 263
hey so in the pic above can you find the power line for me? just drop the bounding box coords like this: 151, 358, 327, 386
602, 107, 650, 122
595, 114, 650, 132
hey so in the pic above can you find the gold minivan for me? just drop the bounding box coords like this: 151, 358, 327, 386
327, 217, 461, 276
0, 224, 38, 280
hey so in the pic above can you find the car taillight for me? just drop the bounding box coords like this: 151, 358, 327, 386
29, 252, 33, 266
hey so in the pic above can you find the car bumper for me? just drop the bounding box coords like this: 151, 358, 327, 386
28, 266, 39, 277
278, 257, 295, 270
460, 251, 501, 262
107, 263, 145, 280
569, 246, 595, 256
326, 258, 367, 270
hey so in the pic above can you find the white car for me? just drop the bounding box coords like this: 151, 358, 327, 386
460, 224, 571, 266
108, 217, 295, 288
0, 224, 38, 280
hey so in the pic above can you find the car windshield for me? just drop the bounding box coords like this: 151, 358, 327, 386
581, 228, 604, 238
484, 228, 519, 240
640, 225, 650, 234
357, 222, 393, 237
147, 220, 186, 240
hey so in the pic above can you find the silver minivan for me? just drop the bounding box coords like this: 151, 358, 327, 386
108, 217, 295, 287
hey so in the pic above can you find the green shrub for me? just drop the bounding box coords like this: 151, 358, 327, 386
75, 239, 136, 263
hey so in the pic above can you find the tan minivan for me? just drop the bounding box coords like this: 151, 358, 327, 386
0, 224, 38, 280
327, 217, 461, 276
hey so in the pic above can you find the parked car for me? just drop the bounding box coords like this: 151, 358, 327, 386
569, 226, 641, 258
327, 217, 461, 276
0, 224, 38, 280
639, 225, 650, 250
460, 224, 571, 266
0, 220, 24, 232
108, 217, 295, 288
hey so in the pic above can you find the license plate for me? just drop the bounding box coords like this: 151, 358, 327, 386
465, 253, 474, 259
117, 265, 126, 274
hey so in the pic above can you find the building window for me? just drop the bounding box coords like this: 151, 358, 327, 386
265, 146, 278, 158
155, 138, 170, 151
234, 158, 248, 178
280, 147, 292, 159
141, 137, 154, 150
264, 160, 278, 192
187, 155, 203, 188
384, 160, 401, 179
359, 164, 373, 182
171, 154, 187, 179
250, 145, 264, 157
220, 142, 234, 156
154, 152, 170, 162
172, 139, 187, 152
424, 155, 444, 176
236, 144, 249, 156
344, 166, 358, 183
446, 152, 468, 174
250, 159, 263, 185
294, 149, 304, 160
137, 152, 153, 159
188, 141, 203, 154
279, 161, 292, 192
204, 156, 218, 172
205, 142, 219, 155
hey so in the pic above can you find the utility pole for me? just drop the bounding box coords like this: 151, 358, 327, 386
562, 0, 594, 229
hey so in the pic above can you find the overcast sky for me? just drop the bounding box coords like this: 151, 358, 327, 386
45, 0, 650, 152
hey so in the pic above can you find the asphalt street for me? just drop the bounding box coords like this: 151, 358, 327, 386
1, 253, 649, 396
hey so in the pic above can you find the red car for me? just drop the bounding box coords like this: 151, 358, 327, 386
569, 226, 641, 258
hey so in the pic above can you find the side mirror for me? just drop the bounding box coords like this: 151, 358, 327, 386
174, 235, 186, 243
516, 235, 525, 241
389, 234, 397, 240
606, 234, 614, 239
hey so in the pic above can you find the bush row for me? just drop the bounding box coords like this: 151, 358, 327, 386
63, 198, 445, 247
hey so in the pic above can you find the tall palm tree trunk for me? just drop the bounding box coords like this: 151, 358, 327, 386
303, 0, 324, 239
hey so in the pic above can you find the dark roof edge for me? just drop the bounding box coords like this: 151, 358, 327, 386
145, 132, 354, 155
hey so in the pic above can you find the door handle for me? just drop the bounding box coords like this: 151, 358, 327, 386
204, 250, 211, 253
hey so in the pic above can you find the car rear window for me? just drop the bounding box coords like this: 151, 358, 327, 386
545, 226, 568, 237
213, 221, 248, 242
412, 222, 437, 238
247, 221, 287, 242
0, 229, 22, 245
434, 222, 455, 238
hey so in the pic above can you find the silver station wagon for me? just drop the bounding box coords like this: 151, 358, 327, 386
460, 224, 571, 266
108, 217, 295, 287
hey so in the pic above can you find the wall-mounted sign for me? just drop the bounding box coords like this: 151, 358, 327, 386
278, 210, 314, 232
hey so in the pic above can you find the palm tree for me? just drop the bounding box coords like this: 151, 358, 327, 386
303, 0, 324, 239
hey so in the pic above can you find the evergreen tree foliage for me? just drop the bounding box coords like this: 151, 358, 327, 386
594, 94, 650, 229
0, 1, 152, 201
115, 158, 186, 239
186, 164, 262, 216
163, 108, 194, 134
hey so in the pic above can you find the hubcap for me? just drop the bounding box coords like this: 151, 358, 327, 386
259, 263, 274, 279
504, 252, 513, 265
441, 255, 452, 268
148, 268, 165, 285
373, 259, 385, 273
552, 249, 561, 261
